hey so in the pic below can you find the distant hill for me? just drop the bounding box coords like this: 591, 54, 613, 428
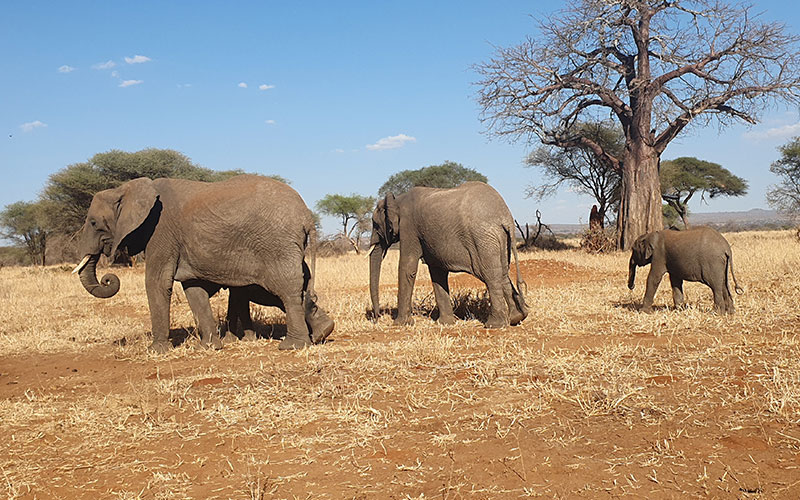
528, 209, 796, 235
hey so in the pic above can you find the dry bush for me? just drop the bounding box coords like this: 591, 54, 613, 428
580, 226, 617, 253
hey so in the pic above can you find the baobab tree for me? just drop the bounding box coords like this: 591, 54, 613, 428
476, 0, 800, 248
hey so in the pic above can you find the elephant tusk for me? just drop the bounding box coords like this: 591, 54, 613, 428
367, 243, 379, 257
72, 254, 91, 274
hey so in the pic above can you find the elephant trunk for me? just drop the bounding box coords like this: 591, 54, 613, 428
627, 257, 637, 290
369, 244, 384, 318
76, 254, 121, 298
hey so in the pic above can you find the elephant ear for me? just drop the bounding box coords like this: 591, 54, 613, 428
384, 193, 400, 241
642, 233, 656, 262
111, 177, 158, 258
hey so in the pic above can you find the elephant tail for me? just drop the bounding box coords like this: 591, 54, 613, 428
506, 224, 527, 297
303, 219, 318, 296
727, 251, 744, 295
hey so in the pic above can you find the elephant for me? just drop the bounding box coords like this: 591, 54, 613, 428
369, 182, 528, 328
627, 226, 743, 314
224, 285, 334, 343
72, 174, 333, 352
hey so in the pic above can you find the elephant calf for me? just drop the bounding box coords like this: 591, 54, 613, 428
628, 226, 743, 314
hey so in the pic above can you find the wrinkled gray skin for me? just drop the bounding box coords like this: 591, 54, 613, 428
225, 285, 334, 343
369, 182, 528, 328
628, 226, 743, 314
74, 175, 333, 352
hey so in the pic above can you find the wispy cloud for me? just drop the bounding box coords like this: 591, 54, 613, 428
92, 60, 116, 70
20, 120, 47, 133
124, 54, 151, 64
265, 119, 276, 125
238, 82, 248, 88
111, 70, 120, 78
119, 79, 143, 88
258, 84, 275, 91
58, 65, 75, 73
332, 148, 345, 153
743, 122, 800, 141
366, 134, 417, 151
177, 83, 192, 88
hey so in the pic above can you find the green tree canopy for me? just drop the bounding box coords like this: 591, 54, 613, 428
0, 200, 52, 266
767, 137, 800, 216
660, 157, 748, 228
42, 148, 279, 234
378, 161, 487, 196
525, 121, 624, 225
316, 194, 376, 253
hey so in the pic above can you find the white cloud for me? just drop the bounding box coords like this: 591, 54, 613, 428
119, 79, 143, 88
111, 70, 120, 78
238, 82, 248, 88
20, 120, 47, 133
265, 119, 276, 125
332, 148, 345, 153
743, 122, 800, 141
177, 83, 192, 88
124, 55, 151, 64
92, 60, 116, 70
366, 133, 417, 151
258, 84, 275, 91
58, 65, 75, 73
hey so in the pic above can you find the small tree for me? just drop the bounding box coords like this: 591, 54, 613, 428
0, 201, 52, 266
767, 137, 800, 216
525, 121, 624, 226
660, 157, 748, 228
378, 161, 487, 196
316, 194, 377, 253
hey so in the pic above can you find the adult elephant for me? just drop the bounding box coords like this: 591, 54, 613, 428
369, 182, 528, 328
72, 175, 333, 352
628, 226, 743, 314
225, 285, 334, 343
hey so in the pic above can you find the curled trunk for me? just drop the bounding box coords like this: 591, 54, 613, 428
369, 246, 384, 317
627, 257, 637, 290
78, 254, 121, 298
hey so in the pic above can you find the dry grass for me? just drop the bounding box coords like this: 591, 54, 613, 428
1, 230, 800, 498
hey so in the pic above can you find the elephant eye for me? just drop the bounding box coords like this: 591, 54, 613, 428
90, 219, 97, 227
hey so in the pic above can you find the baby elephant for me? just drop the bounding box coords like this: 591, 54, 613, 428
628, 226, 743, 314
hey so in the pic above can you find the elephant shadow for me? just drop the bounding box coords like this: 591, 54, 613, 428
366, 290, 493, 324
612, 301, 672, 313
216, 317, 288, 342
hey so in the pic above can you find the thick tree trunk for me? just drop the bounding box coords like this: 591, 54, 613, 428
617, 144, 663, 250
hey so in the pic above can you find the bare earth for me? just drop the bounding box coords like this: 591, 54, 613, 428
1, 231, 799, 499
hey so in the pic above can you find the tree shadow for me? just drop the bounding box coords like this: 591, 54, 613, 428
366, 291, 494, 324
612, 301, 671, 313
218, 317, 287, 341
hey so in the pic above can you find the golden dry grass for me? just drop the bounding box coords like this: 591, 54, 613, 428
0, 230, 799, 498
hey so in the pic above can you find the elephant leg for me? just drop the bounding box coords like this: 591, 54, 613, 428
182, 282, 223, 350
641, 268, 665, 313
304, 293, 334, 344
709, 281, 733, 315
505, 280, 527, 325
669, 274, 685, 309
226, 289, 257, 342
278, 291, 312, 350
484, 276, 510, 329
395, 255, 419, 326
145, 266, 175, 353
429, 266, 455, 325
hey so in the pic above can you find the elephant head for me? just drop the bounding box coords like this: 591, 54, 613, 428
369, 193, 400, 317
72, 178, 160, 299
628, 232, 657, 290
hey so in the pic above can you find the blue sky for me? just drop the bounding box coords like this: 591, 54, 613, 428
2, 1, 800, 237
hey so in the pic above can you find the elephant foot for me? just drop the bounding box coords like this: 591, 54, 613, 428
640, 305, 654, 314
484, 317, 508, 329
310, 316, 334, 344
200, 334, 223, 350
436, 315, 456, 326
148, 340, 171, 354
278, 335, 312, 350
240, 329, 258, 342
393, 315, 415, 327
509, 308, 527, 326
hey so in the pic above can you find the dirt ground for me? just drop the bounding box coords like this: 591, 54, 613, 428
2, 237, 800, 498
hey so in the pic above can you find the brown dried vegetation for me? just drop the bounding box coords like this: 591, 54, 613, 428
1, 230, 799, 498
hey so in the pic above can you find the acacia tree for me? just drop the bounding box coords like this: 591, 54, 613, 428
660, 157, 748, 228
526, 121, 623, 225
378, 161, 487, 196
0, 201, 52, 266
316, 194, 377, 253
767, 137, 800, 216
476, 0, 800, 248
